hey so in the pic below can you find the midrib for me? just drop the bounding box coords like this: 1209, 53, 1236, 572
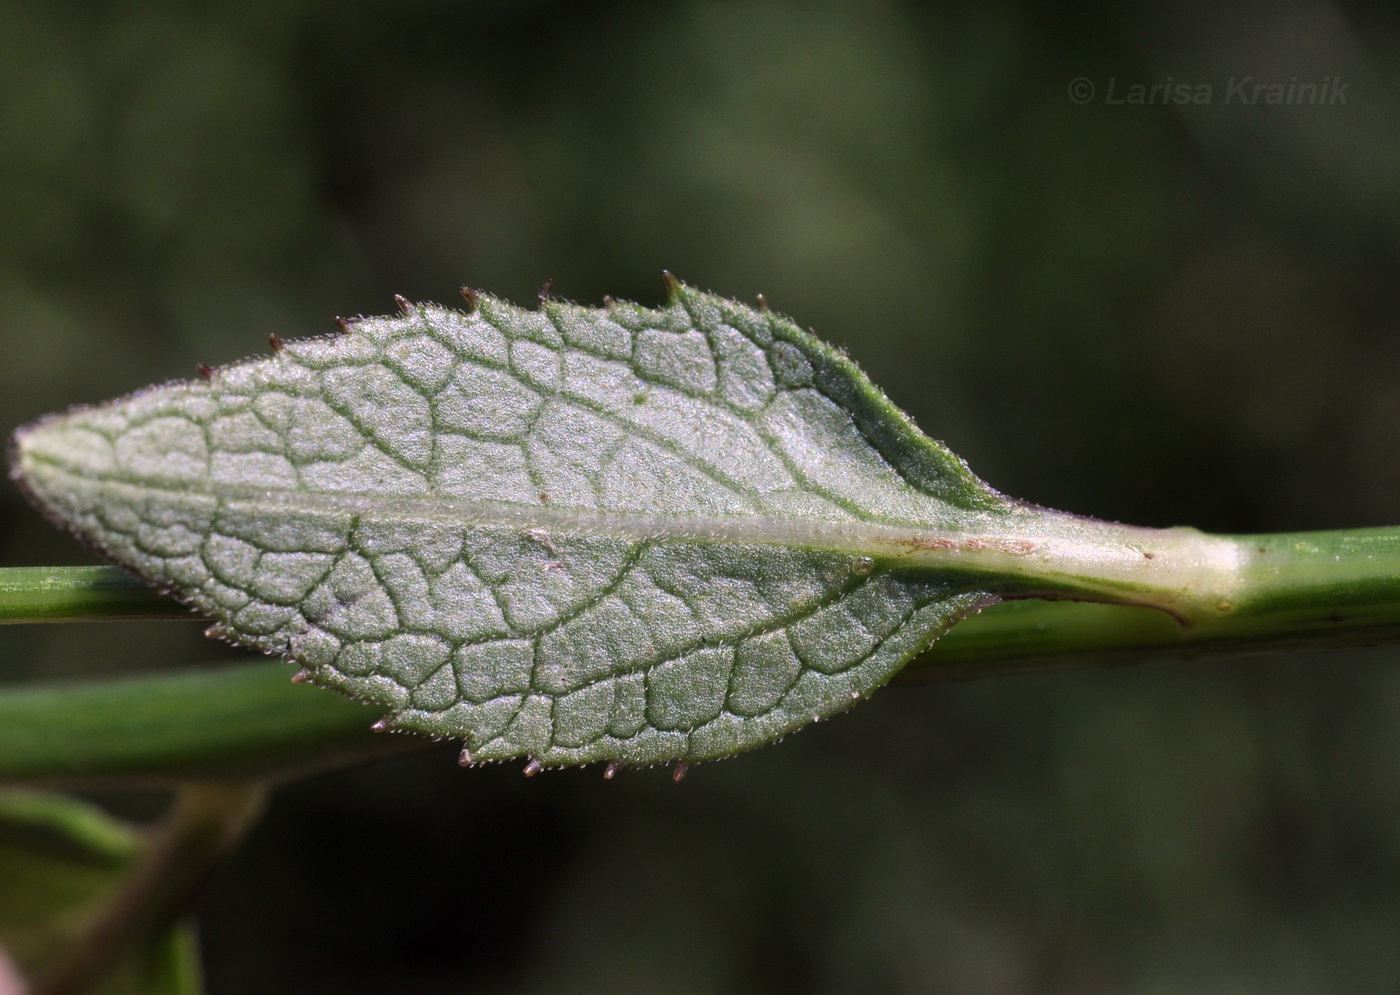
26, 455, 1249, 617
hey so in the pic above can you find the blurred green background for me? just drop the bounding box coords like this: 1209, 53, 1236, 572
3, 0, 1400, 991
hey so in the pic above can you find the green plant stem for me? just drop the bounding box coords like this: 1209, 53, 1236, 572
0, 662, 431, 786
0, 567, 189, 623
2, 525, 1399, 783
921, 527, 1400, 675
32, 780, 265, 995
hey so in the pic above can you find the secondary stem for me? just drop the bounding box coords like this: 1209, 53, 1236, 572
32, 781, 265, 995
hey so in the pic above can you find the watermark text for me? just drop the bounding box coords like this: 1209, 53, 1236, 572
1067, 76, 1350, 106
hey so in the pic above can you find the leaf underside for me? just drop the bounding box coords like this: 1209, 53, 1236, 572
11, 279, 1014, 769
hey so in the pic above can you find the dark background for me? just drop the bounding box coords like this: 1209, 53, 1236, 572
3, 1, 1400, 991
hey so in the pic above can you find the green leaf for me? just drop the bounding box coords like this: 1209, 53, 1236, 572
9, 278, 1240, 770
0, 790, 201, 994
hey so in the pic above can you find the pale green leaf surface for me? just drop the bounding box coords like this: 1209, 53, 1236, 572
11, 281, 1019, 768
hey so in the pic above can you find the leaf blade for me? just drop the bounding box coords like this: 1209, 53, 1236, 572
12, 281, 1013, 767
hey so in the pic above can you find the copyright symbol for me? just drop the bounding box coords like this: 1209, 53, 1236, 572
1067, 77, 1095, 104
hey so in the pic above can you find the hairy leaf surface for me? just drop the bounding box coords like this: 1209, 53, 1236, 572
12, 280, 1023, 769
